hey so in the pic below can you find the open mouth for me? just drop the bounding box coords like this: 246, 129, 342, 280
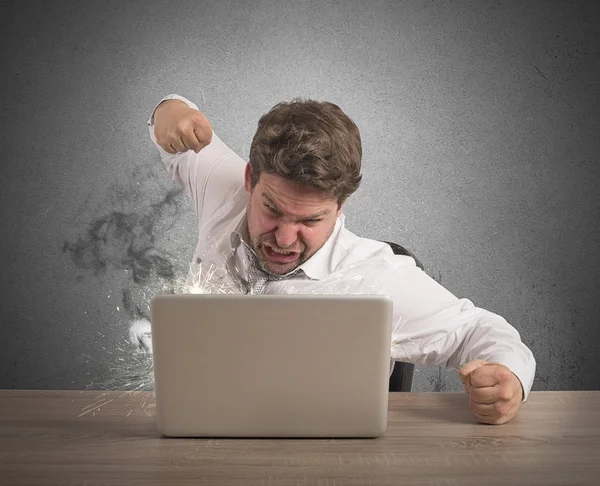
262, 244, 300, 264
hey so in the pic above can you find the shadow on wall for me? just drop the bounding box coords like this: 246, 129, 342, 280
62, 188, 185, 315
62, 186, 191, 389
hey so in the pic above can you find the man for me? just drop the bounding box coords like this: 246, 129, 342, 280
148, 94, 536, 425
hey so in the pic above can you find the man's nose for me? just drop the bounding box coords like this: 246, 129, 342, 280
274, 223, 298, 249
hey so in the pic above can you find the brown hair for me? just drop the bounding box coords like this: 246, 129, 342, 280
248, 98, 362, 206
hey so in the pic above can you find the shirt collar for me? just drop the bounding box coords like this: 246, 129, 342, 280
293, 215, 343, 280
229, 215, 248, 250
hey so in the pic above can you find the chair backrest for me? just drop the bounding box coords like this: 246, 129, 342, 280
381, 241, 424, 271
380, 241, 421, 392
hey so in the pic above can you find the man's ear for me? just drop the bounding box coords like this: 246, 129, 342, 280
244, 162, 253, 194
336, 199, 346, 217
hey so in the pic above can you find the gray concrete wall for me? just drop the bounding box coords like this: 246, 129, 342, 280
1, 0, 599, 392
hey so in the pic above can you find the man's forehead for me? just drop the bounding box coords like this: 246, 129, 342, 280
261, 191, 333, 218
258, 175, 336, 211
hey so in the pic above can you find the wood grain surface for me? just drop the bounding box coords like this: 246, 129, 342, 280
0, 390, 598, 485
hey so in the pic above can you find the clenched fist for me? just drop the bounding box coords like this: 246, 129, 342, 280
153, 99, 213, 154
459, 360, 524, 425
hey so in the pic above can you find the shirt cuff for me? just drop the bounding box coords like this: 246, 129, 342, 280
147, 93, 201, 126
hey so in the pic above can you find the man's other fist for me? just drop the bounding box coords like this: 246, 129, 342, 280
459, 359, 524, 425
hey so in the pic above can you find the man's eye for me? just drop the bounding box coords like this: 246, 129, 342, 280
304, 219, 322, 226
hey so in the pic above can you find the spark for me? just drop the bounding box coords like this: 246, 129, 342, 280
78, 399, 113, 417
80, 257, 243, 417
80, 336, 156, 417
185, 261, 243, 295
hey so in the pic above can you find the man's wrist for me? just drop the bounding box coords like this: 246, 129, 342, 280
147, 93, 200, 127
151, 99, 188, 126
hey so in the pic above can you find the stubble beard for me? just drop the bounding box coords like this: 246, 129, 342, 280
245, 203, 336, 276
244, 206, 305, 275
249, 231, 306, 276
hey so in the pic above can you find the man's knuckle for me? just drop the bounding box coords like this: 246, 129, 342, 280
498, 368, 512, 381
494, 402, 509, 415
176, 119, 189, 132
469, 373, 481, 385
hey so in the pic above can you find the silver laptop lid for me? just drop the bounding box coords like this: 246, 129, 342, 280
150, 294, 392, 438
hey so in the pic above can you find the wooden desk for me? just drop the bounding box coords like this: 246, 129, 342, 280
0, 390, 598, 485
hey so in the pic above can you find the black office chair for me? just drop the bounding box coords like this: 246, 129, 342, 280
380, 241, 424, 392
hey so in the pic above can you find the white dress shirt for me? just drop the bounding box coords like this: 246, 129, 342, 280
148, 94, 536, 399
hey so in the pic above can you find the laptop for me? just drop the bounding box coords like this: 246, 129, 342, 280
150, 294, 393, 438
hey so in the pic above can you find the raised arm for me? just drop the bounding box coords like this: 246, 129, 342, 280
147, 94, 246, 228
